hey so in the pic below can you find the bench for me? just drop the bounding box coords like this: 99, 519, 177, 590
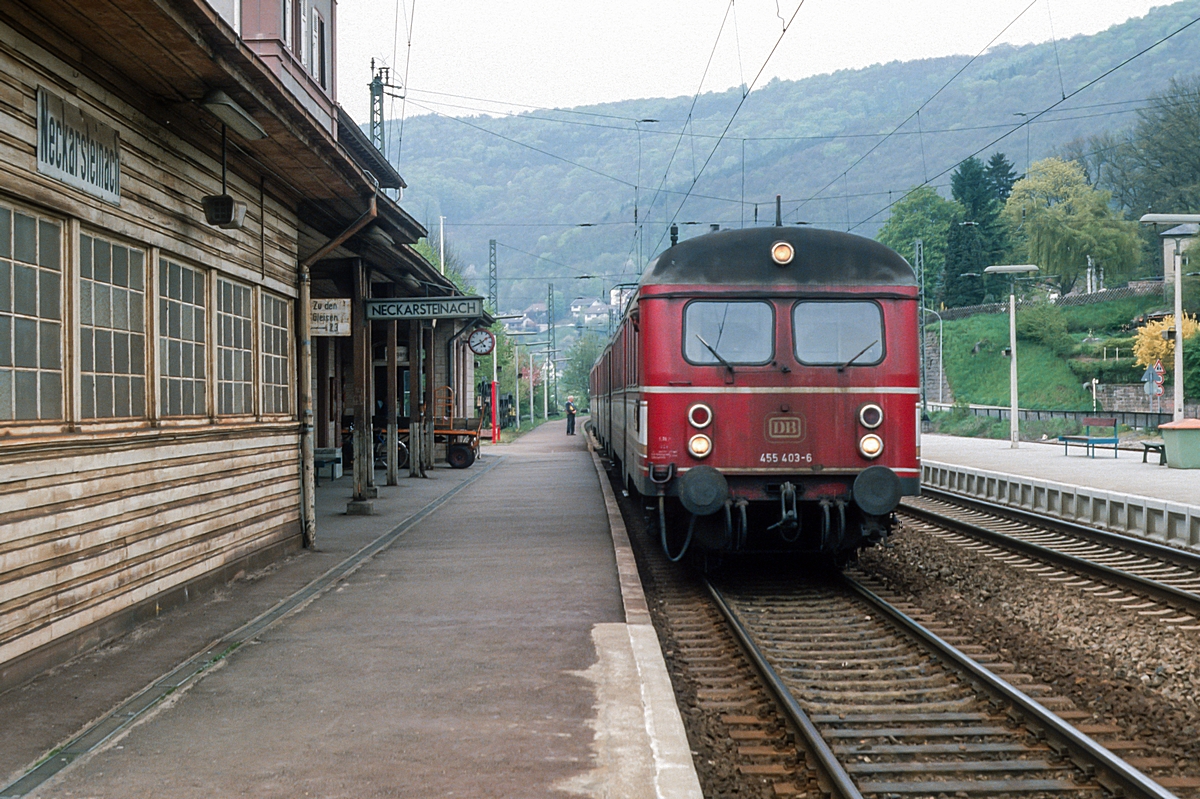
1058, 416, 1119, 458
1142, 440, 1167, 465
314, 447, 343, 485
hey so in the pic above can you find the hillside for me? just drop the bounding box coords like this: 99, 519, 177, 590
382, 1, 1200, 311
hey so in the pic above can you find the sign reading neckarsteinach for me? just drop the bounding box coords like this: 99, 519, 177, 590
37, 86, 121, 205
365, 296, 485, 320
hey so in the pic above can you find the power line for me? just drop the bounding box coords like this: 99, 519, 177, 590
792, 0, 1039, 220
851, 11, 1200, 232
647, 1, 808, 257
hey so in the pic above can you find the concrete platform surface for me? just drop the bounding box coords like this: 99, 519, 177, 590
922, 434, 1198, 507
10, 421, 700, 798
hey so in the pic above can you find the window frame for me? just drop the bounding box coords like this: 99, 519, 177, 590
260, 290, 292, 416
78, 229, 149, 420
681, 299, 776, 367
0, 202, 64, 424
790, 299, 886, 367
215, 276, 255, 417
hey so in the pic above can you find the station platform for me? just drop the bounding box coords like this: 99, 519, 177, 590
3, 422, 701, 799
920, 434, 1200, 550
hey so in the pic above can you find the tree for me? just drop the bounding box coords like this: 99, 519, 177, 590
940, 219, 991, 307
1132, 313, 1198, 372
1003, 158, 1141, 293
984, 152, 1019, 201
560, 332, 605, 409
876, 186, 962, 300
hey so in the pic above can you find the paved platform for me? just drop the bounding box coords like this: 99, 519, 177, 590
921, 434, 1200, 548
922, 434, 1197, 507
4, 421, 700, 798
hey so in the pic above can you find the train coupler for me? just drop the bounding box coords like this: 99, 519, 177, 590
767, 481, 799, 536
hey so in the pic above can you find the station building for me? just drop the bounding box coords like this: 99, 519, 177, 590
0, 0, 481, 687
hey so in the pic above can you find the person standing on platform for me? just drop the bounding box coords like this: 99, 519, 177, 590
565, 396, 577, 435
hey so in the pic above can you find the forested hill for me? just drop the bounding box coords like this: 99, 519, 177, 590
382, 1, 1200, 312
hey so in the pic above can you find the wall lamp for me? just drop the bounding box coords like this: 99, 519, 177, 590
201, 90, 267, 140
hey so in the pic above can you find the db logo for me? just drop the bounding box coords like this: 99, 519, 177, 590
765, 415, 805, 441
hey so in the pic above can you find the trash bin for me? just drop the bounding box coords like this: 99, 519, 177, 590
1159, 419, 1200, 469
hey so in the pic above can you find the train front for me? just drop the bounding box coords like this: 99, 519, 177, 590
637, 226, 920, 564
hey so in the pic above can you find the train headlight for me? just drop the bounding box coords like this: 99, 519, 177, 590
858, 433, 884, 459
858, 403, 884, 429
688, 434, 713, 459
688, 403, 713, 429
770, 241, 794, 265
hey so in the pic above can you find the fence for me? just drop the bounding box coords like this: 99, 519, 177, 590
937, 283, 1164, 321
925, 401, 1172, 430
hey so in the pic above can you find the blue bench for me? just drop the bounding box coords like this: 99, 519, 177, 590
1058, 416, 1119, 458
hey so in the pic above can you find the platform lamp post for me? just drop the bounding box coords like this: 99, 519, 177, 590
508, 331, 540, 431
1139, 214, 1200, 422
984, 264, 1040, 448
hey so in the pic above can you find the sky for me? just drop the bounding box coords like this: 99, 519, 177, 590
336, 0, 1167, 125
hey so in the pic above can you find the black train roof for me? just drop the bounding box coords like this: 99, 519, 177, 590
641, 226, 916, 288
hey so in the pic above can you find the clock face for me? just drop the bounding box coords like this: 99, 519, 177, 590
468, 328, 496, 355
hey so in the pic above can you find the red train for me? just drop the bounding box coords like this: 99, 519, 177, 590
590, 225, 921, 566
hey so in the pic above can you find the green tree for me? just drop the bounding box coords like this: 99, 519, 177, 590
940, 218, 990, 307
984, 152, 1019, 201
877, 186, 961, 300
560, 332, 605, 409
1003, 158, 1140, 293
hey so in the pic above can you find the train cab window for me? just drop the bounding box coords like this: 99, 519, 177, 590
683, 301, 774, 365
792, 301, 884, 366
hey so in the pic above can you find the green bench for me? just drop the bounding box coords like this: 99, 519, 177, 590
1058, 416, 1119, 458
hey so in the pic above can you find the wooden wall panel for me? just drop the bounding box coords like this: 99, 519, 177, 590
0, 426, 301, 669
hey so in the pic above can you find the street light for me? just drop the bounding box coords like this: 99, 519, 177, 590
984, 264, 1040, 447
1139, 213, 1199, 422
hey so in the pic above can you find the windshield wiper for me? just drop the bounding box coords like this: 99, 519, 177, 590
838, 339, 879, 372
695, 334, 735, 376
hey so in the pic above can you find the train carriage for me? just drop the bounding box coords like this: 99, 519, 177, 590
591, 224, 921, 565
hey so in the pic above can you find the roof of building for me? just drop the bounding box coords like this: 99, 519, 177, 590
642, 226, 915, 288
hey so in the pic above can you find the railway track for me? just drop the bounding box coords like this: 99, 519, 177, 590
899, 491, 1200, 626
711, 573, 1186, 799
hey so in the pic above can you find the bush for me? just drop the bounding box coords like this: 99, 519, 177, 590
1067, 358, 1142, 384
1017, 302, 1071, 355
1060, 294, 1164, 332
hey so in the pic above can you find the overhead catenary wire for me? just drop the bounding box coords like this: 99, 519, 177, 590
791, 0, 1039, 221
850, 11, 1200, 232
647, 0, 807, 258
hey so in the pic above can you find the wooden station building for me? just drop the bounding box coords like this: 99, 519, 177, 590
0, 0, 483, 688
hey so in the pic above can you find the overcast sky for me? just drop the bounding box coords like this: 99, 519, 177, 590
336, 0, 1166, 125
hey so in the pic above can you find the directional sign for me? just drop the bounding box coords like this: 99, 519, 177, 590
365, 296, 485, 321
1145, 378, 1157, 396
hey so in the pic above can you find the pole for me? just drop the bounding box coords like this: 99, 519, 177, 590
1009, 285, 1020, 448
1173, 240, 1184, 422
543, 356, 548, 420
439, 215, 446, 275
514, 344, 520, 431
914, 239, 926, 415
937, 315, 944, 405
491, 348, 500, 443
529, 350, 535, 424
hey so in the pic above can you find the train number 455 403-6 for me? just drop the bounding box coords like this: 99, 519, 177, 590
760, 452, 813, 463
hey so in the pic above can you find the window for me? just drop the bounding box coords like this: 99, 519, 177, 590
80, 234, 146, 418
793, 301, 884, 366
159, 258, 207, 416
316, 14, 327, 89
217, 278, 253, 415
0, 206, 62, 421
283, 0, 292, 48
261, 292, 291, 414
683, 301, 774, 365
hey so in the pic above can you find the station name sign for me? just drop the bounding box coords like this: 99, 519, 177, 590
365, 296, 485, 320
36, 87, 121, 205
